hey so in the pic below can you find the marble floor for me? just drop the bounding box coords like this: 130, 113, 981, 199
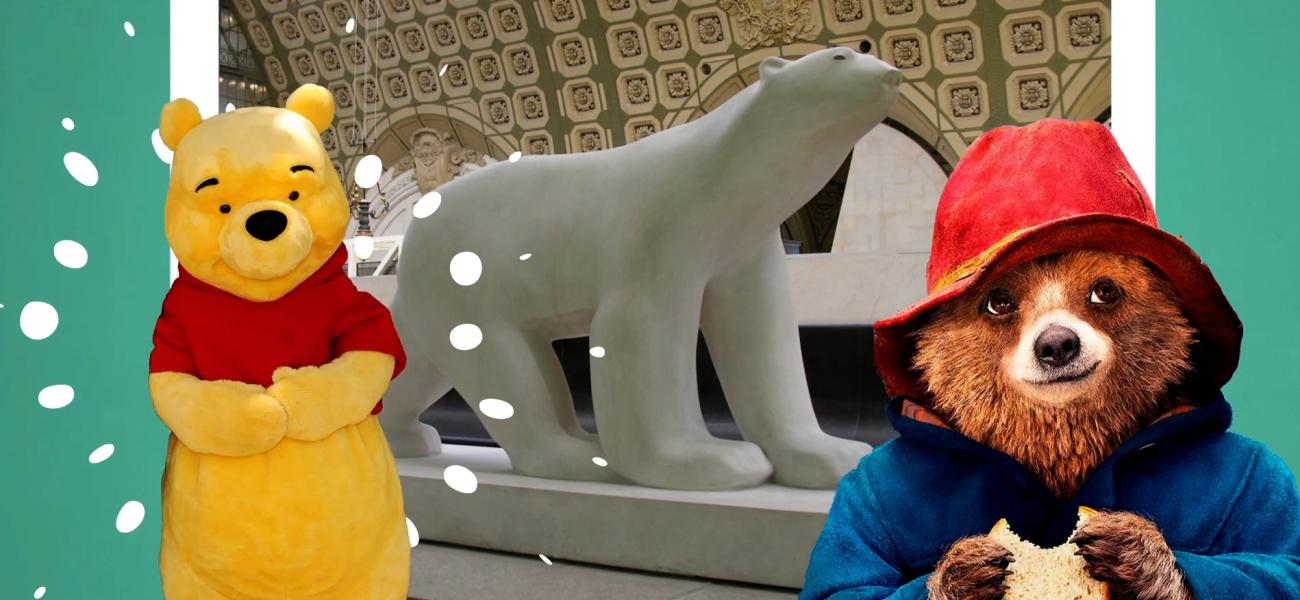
409, 542, 799, 600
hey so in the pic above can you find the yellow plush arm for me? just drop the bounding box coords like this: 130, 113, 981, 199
149, 372, 288, 457
267, 350, 395, 442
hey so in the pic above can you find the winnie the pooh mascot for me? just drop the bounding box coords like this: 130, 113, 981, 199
149, 84, 410, 599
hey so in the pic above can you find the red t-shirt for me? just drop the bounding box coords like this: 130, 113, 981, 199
149, 246, 406, 414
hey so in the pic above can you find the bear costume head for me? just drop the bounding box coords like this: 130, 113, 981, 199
159, 84, 347, 302
874, 119, 1242, 498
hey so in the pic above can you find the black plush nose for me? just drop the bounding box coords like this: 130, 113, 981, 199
245, 210, 288, 242
1034, 325, 1080, 367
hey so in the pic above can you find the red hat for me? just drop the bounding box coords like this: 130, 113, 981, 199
873, 119, 1242, 401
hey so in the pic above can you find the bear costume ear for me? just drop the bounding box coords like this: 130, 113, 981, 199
759, 56, 790, 80
286, 84, 335, 133
159, 98, 203, 150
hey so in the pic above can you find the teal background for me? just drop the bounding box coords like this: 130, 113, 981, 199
0, 3, 171, 598
1156, 1, 1300, 475
0, 2, 1297, 598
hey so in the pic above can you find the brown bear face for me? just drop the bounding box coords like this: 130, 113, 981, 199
913, 251, 1196, 497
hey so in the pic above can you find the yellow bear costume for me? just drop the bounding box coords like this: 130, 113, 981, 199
149, 85, 410, 599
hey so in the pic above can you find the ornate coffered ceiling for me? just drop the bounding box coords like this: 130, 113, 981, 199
229, 0, 1110, 181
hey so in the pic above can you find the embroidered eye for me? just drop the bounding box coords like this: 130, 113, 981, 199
1089, 279, 1123, 305
219, 204, 231, 214
289, 191, 299, 201
984, 289, 1017, 316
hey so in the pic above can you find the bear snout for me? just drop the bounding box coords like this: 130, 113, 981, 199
1034, 325, 1080, 367
882, 68, 903, 87
245, 210, 289, 242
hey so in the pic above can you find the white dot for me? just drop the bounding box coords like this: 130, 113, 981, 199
34, 587, 46, 599
439, 63, 449, 76
443, 465, 478, 494
478, 398, 514, 420
226, 102, 236, 112
345, 17, 355, 33
449, 324, 482, 351
20, 302, 59, 340
539, 554, 553, 566
406, 517, 419, 547
63, 151, 99, 186
38, 384, 75, 410
518, 253, 532, 261
89, 444, 115, 464
123, 21, 135, 37
449, 252, 482, 286
592, 456, 608, 467
54, 240, 88, 269
508, 151, 522, 162
354, 154, 383, 188
61, 117, 74, 131
151, 129, 172, 164
116, 500, 145, 533
412, 191, 442, 219
589, 346, 606, 358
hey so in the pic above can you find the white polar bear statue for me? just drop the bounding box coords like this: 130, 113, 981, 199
383, 47, 902, 490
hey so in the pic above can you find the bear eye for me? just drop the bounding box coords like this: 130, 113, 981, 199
1089, 279, 1123, 305
833, 54, 847, 61
289, 191, 300, 201
984, 289, 1018, 317
219, 204, 231, 214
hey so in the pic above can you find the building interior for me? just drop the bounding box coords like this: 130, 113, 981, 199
219, 0, 1110, 597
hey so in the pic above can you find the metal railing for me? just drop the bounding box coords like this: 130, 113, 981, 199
343, 235, 403, 277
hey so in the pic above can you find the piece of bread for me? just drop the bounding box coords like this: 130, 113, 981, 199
987, 506, 1109, 600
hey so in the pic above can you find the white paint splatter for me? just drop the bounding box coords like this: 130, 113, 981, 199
38, 384, 75, 410
354, 154, 383, 188
63, 152, 99, 186
443, 465, 478, 494
34, 586, 46, 599
412, 191, 442, 219
592, 457, 608, 467
345, 17, 355, 33
151, 129, 172, 164
116, 500, 145, 533
20, 302, 59, 340
54, 240, 88, 269
449, 252, 482, 286
61, 118, 74, 131
478, 398, 514, 420
589, 346, 606, 358
89, 444, 115, 464
539, 554, 553, 566
123, 21, 135, 37
406, 517, 419, 547
518, 253, 532, 261
508, 151, 522, 163
449, 324, 482, 351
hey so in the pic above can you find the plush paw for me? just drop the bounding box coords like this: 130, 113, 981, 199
928, 535, 1012, 600
242, 392, 289, 453
1070, 511, 1191, 600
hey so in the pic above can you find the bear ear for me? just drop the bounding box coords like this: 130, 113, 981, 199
159, 98, 203, 150
286, 84, 335, 133
759, 56, 790, 81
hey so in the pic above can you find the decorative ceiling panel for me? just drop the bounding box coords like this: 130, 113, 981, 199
232, 0, 1110, 176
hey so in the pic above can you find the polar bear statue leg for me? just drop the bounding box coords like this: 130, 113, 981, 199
379, 300, 451, 458
702, 233, 872, 488
589, 283, 774, 490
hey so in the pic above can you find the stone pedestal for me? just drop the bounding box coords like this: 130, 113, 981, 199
399, 444, 835, 589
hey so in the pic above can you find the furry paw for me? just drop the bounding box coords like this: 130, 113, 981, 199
1070, 511, 1191, 600
242, 392, 289, 453
928, 535, 1013, 600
